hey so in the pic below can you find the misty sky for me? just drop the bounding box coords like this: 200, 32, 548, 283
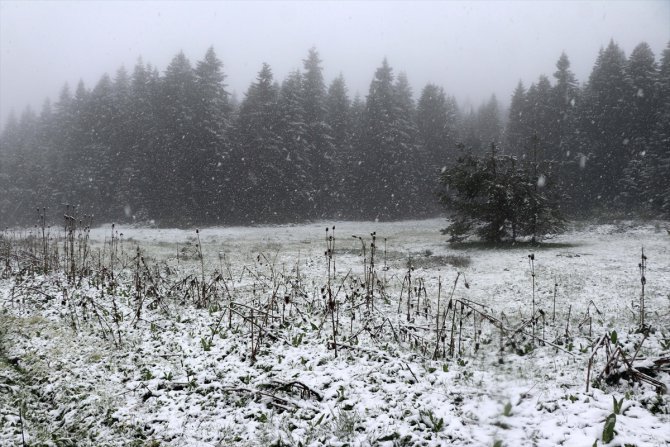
1, 0, 669, 128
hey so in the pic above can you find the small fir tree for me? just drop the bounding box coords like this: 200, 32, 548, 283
439, 143, 565, 243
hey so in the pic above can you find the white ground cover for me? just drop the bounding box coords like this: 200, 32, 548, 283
1, 218, 668, 446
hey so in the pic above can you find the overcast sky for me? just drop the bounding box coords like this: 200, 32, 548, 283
1, 0, 669, 128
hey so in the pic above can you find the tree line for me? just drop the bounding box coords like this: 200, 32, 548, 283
0, 40, 668, 227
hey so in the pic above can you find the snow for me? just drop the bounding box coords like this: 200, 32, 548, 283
1, 218, 669, 446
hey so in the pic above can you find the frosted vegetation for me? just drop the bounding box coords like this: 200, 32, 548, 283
1, 219, 668, 446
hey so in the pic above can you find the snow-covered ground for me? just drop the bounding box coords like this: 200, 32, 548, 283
1, 218, 669, 446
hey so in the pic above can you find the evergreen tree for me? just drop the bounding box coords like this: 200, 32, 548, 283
357, 59, 396, 217
580, 40, 629, 206
440, 144, 564, 243
11, 108, 42, 222
416, 83, 460, 202
276, 70, 312, 219
550, 53, 582, 211
341, 93, 366, 217
234, 63, 283, 222
619, 42, 659, 210
84, 73, 117, 216
460, 108, 482, 152
505, 81, 528, 156
48, 84, 73, 208
552, 52, 580, 158
157, 51, 198, 222
626, 42, 658, 138
301, 48, 334, 216
357, 59, 421, 218
193, 47, 231, 221
127, 58, 160, 221
526, 75, 554, 161
476, 95, 503, 151
325, 74, 350, 150
632, 41, 670, 217
33, 99, 56, 205
110, 65, 137, 219
0, 111, 20, 225
325, 74, 351, 215
55, 80, 90, 209
393, 72, 425, 211
417, 84, 449, 165
656, 43, 670, 216
194, 47, 230, 147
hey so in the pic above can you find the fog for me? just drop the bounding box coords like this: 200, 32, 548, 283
1, 0, 669, 127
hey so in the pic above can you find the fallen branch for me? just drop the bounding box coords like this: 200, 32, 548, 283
264, 380, 323, 401
221, 386, 317, 411
587, 334, 667, 394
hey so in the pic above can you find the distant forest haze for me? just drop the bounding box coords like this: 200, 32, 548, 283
1, 41, 669, 227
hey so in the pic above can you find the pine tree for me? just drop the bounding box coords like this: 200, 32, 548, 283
326, 74, 350, 150
649, 42, 670, 216
460, 108, 482, 153
476, 95, 503, 151
506, 81, 529, 156
157, 51, 198, 222
84, 73, 117, 217
357, 59, 397, 217
549, 53, 582, 211
277, 70, 312, 219
0, 111, 20, 225
552, 52, 580, 157
109, 65, 137, 219
301, 48, 334, 216
393, 72, 424, 212
417, 84, 450, 166
194, 47, 230, 147
440, 144, 564, 243
13, 108, 43, 222
580, 40, 629, 206
33, 100, 55, 207
48, 84, 72, 207
341, 93, 365, 217
527, 75, 554, 161
619, 42, 659, 210
416, 83, 460, 203
127, 58, 160, 221
357, 59, 420, 219
325, 74, 351, 215
55, 80, 90, 209
193, 47, 231, 221
234, 63, 283, 222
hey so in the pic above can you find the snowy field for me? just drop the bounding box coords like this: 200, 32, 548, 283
1, 218, 669, 446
